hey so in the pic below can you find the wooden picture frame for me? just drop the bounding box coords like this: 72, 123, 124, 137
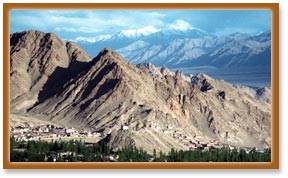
3, 3, 279, 169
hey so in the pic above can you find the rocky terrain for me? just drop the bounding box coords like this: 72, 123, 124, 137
10, 30, 92, 111
10, 30, 271, 154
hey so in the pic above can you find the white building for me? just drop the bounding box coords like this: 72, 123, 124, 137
122, 125, 129, 130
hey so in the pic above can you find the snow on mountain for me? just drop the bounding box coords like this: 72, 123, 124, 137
73, 27, 271, 69
200, 32, 271, 68
111, 26, 160, 39
117, 31, 271, 68
74, 35, 112, 43
117, 36, 219, 66
74, 26, 160, 44
73, 26, 209, 46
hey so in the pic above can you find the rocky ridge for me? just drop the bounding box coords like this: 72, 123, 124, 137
10, 30, 92, 111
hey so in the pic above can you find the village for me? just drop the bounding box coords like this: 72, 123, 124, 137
10, 120, 268, 162
144, 120, 268, 154
10, 122, 102, 143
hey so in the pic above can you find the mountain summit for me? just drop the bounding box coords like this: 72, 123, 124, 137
10, 31, 271, 154
75, 28, 270, 69
10, 30, 92, 111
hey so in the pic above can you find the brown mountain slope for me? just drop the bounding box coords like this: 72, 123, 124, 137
10, 31, 271, 154
10, 30, 92, 111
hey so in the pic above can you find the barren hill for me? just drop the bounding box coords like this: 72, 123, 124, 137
10, 31, 271, 153
10, 30, 92, 111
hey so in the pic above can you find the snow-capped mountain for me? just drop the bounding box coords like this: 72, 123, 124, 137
193, 31, 271, 68
74, 27, 210, 57
110, 26, 160, 40
74, 35, 112, 43
73, 27, 271, 69
117, 30, 271, 68
74, 26, 206, 44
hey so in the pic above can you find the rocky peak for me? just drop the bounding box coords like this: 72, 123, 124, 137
175, 70, 182, 76
136, 62, 176, 78
99, 47, 113, 54
66, 41, 92, 63
190, 73, 214, 92
94, 48, 125, 64
160, 66, 174, 76
10, 30, 92, 110
195, 73, 214, 80
256, 87, 269, 94
136, 62, 154, 70
255, 87, 271, 104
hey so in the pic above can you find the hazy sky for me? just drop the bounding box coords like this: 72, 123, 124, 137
10, 10, 271, 39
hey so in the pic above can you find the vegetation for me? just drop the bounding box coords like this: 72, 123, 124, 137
10, 137, 271, 162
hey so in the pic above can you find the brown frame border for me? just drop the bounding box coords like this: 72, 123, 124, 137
3, 3, 279, 169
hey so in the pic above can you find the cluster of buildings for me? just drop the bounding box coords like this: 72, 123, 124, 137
10, 123, 101, 142
146, 120, 267, 154
11, 121, 268, 155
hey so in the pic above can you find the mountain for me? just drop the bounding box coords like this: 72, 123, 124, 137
10, 30, 92, 111
10, 31, 271, 154
74, 28, 270, 69
74, 28, 210, 57
184, 32, 271, 69
136, 62, 176, 78
111, 26, 160, 39
118, 31, 271, 68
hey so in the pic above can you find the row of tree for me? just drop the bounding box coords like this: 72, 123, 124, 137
153, 147, 271, 162
10, 137, 271, 162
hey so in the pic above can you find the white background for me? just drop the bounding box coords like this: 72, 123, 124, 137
1, 0, 287, 177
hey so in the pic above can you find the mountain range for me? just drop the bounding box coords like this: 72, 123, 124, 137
10, 30, 271, 154
74, 28, 271, 69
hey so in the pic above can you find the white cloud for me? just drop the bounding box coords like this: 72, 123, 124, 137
169, 19, 192, 31
120, 26, 160, 36
55, 27, 77, 32
11, 10, 167, 35
55, 26, 103, 33
144, 12, 166, 18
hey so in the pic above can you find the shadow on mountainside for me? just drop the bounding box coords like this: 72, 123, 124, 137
29, 60, 91, 110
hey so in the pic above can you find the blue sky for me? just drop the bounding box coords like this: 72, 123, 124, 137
10, 10, 271, 39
